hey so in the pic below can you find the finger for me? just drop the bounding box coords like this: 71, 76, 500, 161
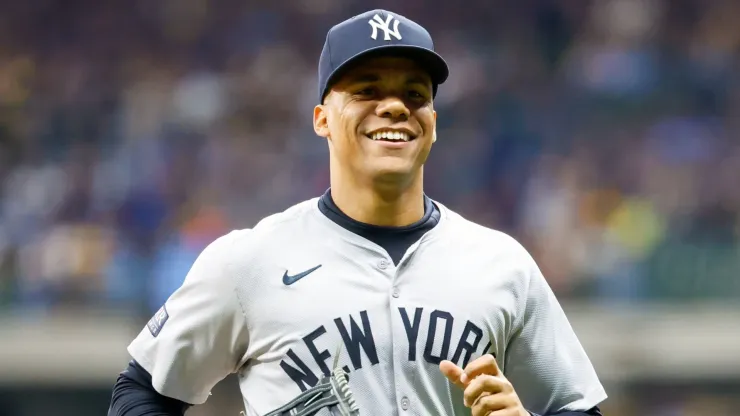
439, 360, 465, 389
463, 375, 506, 407
478, 410, 520, 416
471, 392, 514, 416
461, 354, 501, 384
484, 410, 524, 416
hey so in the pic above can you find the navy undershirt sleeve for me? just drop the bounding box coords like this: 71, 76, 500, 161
108, 360, 192, 416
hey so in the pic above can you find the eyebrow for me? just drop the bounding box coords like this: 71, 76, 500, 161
405, 76, 431, 87
345, 73, 432, 88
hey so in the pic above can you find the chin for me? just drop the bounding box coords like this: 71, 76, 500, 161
366, 163, 418, 184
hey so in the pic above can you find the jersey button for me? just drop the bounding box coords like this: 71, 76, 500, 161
400, 396, 410, 410
378, 259, 390, 270
392, 287, 400, 298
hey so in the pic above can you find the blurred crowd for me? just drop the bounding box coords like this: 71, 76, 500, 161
0, 0, 739, 317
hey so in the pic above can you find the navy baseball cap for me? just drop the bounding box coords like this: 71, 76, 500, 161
318, 9, 449, 103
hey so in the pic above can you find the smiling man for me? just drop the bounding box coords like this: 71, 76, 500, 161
316, 54, 437, 227
108, 9, 607, 416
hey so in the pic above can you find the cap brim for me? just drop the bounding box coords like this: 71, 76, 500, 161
322, 44, 449, 100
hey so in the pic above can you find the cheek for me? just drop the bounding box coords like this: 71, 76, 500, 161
341, 105, 368, 133
422, 107, 435, 126
334, 108, 368, 148
416, 109, 436, 139
327, 110, 363, 156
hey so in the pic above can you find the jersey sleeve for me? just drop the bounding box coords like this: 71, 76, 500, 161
126, 230, 250, 405
503, 251, 608, 414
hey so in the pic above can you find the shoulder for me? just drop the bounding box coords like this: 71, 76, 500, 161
435, 201, 534, 263
204, 198, 320, 264
250, 198, 319, 237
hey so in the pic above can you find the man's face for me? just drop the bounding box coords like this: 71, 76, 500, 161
314, 56, 437, 187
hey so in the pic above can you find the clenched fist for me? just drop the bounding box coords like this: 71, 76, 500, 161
440, 354, 528, 416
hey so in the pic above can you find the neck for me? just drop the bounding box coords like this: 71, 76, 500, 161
330, 169, 425, 227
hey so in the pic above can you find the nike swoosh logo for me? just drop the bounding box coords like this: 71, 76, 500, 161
283, 265, 322, 285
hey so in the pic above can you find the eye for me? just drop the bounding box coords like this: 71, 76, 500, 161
355, 87, 376, 97
408, 90, 427, 100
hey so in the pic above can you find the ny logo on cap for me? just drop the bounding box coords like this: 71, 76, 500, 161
369, 13, 402, 41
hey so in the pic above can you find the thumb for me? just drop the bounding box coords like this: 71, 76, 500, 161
461, 353, 503, 384
439, 360, 466, 389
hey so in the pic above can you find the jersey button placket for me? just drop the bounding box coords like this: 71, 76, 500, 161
386, 260, 399, 298
390, 264, 409, 413
378, 259, 390, 270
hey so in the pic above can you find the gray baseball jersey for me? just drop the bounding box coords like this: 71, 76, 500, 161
128, 198, 607, 415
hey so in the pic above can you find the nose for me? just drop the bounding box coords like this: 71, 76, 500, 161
375, 96, 410, 121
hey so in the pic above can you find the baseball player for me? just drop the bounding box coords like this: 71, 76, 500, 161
108, 9, 607, 416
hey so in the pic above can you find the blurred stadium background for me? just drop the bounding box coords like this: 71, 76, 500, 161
1, 0, 739, 415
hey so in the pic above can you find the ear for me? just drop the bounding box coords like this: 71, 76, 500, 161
431, 110, 437, 143
313, 104, 330, 138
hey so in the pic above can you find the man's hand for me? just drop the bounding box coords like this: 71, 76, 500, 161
440, 354, 528, 416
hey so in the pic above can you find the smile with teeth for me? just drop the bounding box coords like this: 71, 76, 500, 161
368, 130, 414, 142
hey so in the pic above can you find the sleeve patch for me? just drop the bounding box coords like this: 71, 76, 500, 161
147, 305, 170, 337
